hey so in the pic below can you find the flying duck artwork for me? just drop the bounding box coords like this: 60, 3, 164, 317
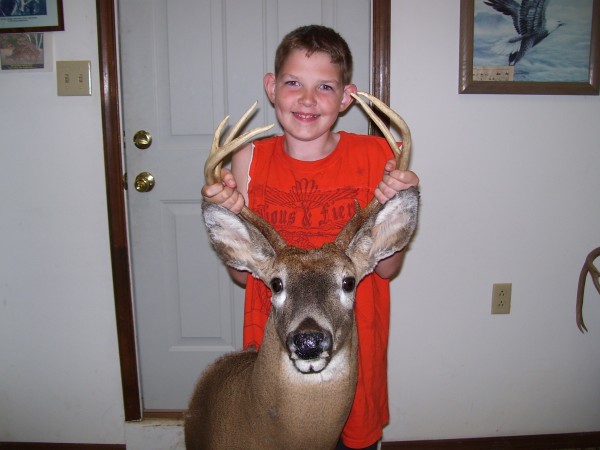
484, 0, 565, 65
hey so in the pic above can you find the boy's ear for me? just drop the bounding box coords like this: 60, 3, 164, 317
264, 73, 277, 103
340, 84, 358, 112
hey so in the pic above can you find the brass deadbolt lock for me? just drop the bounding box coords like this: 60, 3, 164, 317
133, 130, 152, 149
134, 172, 155, 192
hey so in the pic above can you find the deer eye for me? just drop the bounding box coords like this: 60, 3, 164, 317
270, 278, 284, 293
342, 277, 356, 293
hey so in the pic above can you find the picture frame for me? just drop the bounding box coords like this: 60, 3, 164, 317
0, 0, 64, 34
0, 32, 53, 72
459, 0, 600, 95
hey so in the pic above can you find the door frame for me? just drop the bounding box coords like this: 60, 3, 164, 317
96, 0, 392, 421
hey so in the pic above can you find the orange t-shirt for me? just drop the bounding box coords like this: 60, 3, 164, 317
243, 131, 394, 447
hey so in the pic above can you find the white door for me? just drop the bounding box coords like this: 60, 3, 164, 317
119, 0, 372, 410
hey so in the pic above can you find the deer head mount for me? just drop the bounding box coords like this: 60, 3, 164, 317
203, 186, 418, 375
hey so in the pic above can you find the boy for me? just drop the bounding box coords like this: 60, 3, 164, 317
202, 25, 419, 450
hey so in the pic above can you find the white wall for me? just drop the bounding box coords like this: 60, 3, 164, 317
386, 0, 600, 441
0, 0, 598, 445
0, 0, 124, 444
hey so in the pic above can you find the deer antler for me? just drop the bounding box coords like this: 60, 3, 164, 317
336, 92, 413, 248
204, 102, 287, 250
351, 92, 412, 172
205, 95, 413, 251
576, 246, 600, 333
205, 101, 274, 184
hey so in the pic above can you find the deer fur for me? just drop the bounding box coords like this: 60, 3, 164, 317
184, 187, 418, 450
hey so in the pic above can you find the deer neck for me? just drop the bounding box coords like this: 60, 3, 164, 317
250, 314, 358, 448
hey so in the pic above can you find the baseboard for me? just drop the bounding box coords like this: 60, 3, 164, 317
382, 431, 600, 449
0, 444, 124, 450
2, 431, 598, 450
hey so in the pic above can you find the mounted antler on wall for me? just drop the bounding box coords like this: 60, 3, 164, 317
576, 247, 600, 333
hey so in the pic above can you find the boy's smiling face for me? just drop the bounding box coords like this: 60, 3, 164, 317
264, 49, 357, 151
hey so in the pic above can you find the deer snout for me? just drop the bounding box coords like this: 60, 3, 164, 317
286, 318, 333, 373
292, 331, 329, 360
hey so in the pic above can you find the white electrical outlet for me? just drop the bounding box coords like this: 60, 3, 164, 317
57, 60, 92, 96
491, 283, 511, 314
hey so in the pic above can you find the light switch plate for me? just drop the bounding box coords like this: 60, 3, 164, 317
57, 60, 91, 96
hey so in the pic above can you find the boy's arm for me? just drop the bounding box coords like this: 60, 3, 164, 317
374, 250, 405, 279
230, 144, 252, 204
227, 266, 249, 286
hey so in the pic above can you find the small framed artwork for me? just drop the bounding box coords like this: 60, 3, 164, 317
0, 0, 64, 33
0, 32, 53, 72
459, 0, 600, 95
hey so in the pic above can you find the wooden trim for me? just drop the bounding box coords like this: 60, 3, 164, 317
371, 0, 391, 104
381, 431, 600, 449
95, 0, 142, 421
4, 431, 597, 449
143, 409, 186, 420
0, 445, 125, 450
370, 0, 391, 136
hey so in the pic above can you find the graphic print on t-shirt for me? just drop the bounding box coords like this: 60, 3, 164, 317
254, 178, 360, 248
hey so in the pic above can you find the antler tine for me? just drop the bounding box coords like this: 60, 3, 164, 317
223, 100, 260, 146
351, 91, 412, 171
204, 101, 274, 185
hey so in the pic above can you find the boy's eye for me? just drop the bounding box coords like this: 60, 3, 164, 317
320, 84, 333, 91
285, 80, 300, 87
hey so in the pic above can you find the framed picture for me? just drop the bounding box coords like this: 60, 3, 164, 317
459, 0, 600, 95
0, 32, 53, 72
0, 0, 64, 33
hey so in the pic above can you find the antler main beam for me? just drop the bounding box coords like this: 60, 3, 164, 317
335, 93, 413, 248
351, 91, 412, 171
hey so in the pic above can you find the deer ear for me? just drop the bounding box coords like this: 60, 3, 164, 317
202, 202, 276, 277
346, 187, 419, 279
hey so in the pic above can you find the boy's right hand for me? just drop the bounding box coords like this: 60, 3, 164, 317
201, 167, 245, 214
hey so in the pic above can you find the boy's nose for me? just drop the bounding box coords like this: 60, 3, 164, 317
298, 89, 316, 106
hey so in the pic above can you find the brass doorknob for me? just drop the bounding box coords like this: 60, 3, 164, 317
133, 130, 152, 149
134, 172, 155, 192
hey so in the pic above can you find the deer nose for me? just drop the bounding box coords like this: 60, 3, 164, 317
293, 332, 325, 360
287, 318, 332, 360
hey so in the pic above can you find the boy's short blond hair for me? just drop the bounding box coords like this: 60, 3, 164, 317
274, 25, 353, 85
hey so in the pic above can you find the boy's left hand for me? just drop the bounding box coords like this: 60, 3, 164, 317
374, 158, 419, 204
